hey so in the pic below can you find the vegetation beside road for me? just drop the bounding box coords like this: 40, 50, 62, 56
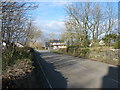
51, 46, 120, 66
1, 2, 43, 88
56, 3, 120, 66
2, 47, 32, 70
2, 47, 35, 88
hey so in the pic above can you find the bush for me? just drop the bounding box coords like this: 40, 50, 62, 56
79, 48, 89, 57
91, 42, 100, 47
2, 49, 12, 70
59, 48, 67, 53
114, 41, 120, 49
68, 48, 74, 55
59, 47, 89, 58
51, 50, 61, 54
2, 47, 31, 70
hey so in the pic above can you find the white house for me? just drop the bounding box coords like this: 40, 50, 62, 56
15, 42, 24, 48
46, 40, 67, 50
99, 40, 105, 46
2, 42, 6, 47
2, 42, 7, 49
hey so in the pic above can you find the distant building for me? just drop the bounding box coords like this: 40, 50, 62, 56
2, 42, 7, 49
15, 42, 24, 48
89, 40, 105, 47
2, 42, 6, 47
99, 40, 105, 46
45, 40, 67, 50
2, 41, 24, 49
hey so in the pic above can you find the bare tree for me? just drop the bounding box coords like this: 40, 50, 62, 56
64, 2, 90, 47
49, 32, 55, 40
63, 2, 117, 47
1, 2, 38, 46
1, 2, 39, 57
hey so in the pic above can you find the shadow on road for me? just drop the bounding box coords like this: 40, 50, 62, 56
35, 51, 68, 88
101, 66, 120, 88
36, 51, 120, 88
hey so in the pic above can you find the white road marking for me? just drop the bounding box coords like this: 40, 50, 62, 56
35, 52, 53, 89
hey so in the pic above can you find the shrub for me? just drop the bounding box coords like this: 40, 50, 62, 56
59, 48, 67, 53
51, 50, 61, 54
91, 42, 100, 47
2, 47, 31, 70
59, 47, 90, 58
80, 48, 89, 57
68, 48, 74, 55
114, 41, 120, 49
2, 49, 12, 70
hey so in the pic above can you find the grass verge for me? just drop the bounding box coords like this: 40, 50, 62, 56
2, 47, 35, 88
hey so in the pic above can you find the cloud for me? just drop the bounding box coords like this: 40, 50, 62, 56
33, 20, 66, 35
48, 2, 72, 7
30, 2, 68, 39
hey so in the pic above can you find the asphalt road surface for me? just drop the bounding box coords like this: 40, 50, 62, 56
35, 50, 120, 88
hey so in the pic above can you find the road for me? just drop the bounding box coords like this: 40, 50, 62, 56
35, 50, 120, 88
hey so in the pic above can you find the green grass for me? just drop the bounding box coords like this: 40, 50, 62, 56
51, 50, 62, 54
56, 47, 119, 66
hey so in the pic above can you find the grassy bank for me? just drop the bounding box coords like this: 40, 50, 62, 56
2, 47, 34, 88
2, 47, 32, 70
51, 47, 120, 66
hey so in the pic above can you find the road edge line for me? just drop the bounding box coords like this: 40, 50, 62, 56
34, 51, 53, 89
